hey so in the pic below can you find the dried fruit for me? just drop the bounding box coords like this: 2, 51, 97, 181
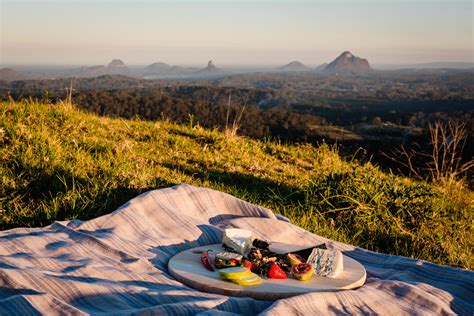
291, 263, 314, 281
252, 238, 270, 250
286, 253, 305, 266
251, 260, 262, 273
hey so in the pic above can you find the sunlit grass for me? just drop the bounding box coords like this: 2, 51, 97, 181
1, 100, 472, 269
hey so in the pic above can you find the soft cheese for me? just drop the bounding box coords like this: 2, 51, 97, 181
222, 228, 254, 255
307, 248, 343, 277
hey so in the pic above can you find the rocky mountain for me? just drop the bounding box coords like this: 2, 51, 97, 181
144, 62, 171, 74
315, 63, 328, 71
278, 61, 311, 72
107, 59, 130, 75
66, 60, 130, 78
0, 68, 27, 81
196, 60, 223, 74
324, 51, 371, 73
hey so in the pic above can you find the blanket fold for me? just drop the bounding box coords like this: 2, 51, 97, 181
0, 184, 472, 315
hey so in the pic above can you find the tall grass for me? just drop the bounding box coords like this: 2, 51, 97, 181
1, 100, 472, 269
384, 119, 473, 182
224, 95, 247, 138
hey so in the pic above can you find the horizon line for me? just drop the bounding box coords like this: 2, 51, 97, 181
2, 60, 474, 68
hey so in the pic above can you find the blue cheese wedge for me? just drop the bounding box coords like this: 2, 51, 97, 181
215, 252, 243, 261
214, 251, 243, 268
307, 248, 344, 278
222, 228, 254, 255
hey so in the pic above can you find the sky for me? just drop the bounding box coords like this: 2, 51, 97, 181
1, 0, 473, 66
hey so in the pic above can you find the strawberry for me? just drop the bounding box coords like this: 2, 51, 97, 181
243, 260, 252, 270
267, 262, 287, 279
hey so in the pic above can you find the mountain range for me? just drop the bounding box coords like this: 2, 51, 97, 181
1, 51, 472, 81
277, 51, 370, 73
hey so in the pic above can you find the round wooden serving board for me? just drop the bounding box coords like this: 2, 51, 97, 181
168, 243, 366, 300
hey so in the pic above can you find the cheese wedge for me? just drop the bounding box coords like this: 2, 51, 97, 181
215, 252, 243, 268
222, 228, 254, 255
307, 248, 344, 278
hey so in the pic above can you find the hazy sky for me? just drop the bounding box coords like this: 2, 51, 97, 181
1, 0, 473, 66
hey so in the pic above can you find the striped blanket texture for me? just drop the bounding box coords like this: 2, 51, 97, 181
0, 184, 472, 315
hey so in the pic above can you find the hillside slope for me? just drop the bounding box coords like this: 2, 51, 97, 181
0, 101, 472, 268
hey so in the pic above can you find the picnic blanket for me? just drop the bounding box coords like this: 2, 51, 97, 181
0, 184, 472, 315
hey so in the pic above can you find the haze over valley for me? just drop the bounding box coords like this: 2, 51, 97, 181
2, 50, 473, 81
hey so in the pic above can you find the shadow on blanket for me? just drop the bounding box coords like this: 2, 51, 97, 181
148, 224, 223, 272
337, 248, 473, 315
1, 182, 473, 315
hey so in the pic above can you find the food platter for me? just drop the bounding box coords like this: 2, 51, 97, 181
168, 243, 366, 300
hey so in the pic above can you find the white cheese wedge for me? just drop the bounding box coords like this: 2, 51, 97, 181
222, 228, 254, 255
307, 248, 344, 278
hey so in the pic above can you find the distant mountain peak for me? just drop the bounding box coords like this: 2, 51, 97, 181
197, 60, 222, 74
107, 59, 126, 68
279, 61, 310, 72
325, 51, 371, 73
147, 61, 170, 67
106, 59, 129, 75
144, 62, 171, 74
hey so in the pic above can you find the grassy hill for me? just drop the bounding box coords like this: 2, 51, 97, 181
1, 100, 472, 269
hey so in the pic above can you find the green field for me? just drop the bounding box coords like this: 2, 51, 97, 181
1, 100, 472, 269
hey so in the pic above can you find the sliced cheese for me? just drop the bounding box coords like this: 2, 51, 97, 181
307, 248, 344, 278
222, 228, 254, 255
218, 267, 252, 280
232, 274, 263, 286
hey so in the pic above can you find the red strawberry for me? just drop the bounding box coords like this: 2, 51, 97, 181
243, 260, 252, 270
267, 263, 287, 279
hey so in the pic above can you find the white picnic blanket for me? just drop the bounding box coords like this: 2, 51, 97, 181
0, 184, 472, 315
